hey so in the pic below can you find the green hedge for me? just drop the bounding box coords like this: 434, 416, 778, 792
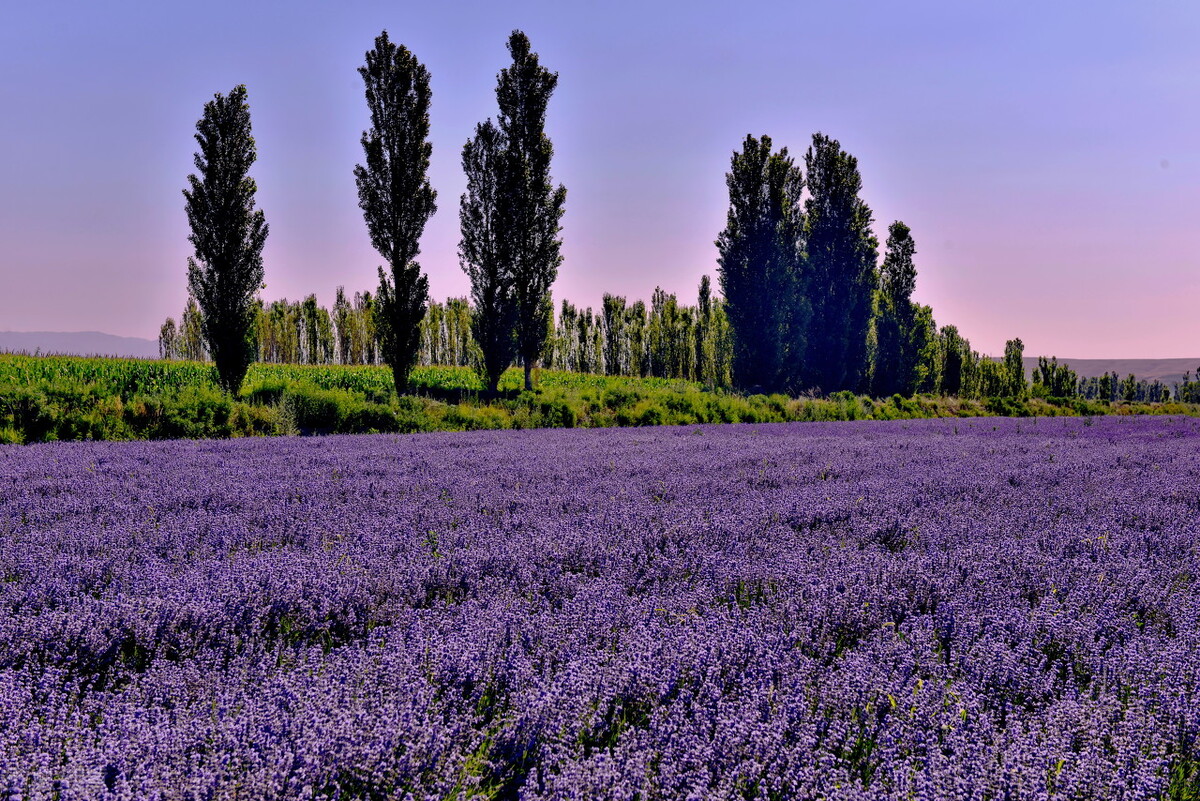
2, 354, 1197, 444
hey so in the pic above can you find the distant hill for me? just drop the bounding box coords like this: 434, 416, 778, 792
0, 331, 159, 359
1022, 357, 1200, 385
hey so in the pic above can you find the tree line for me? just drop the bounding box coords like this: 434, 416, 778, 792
173, 29, 1188, 404
180, 30, 564, 395
160, 277, 736, 386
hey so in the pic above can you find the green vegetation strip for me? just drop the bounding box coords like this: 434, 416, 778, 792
1, 354, 1196, 444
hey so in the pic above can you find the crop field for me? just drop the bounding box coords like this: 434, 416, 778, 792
1, 417, 1198, 799
0, 354, 697, 400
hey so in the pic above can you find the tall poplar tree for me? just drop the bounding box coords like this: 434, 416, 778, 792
937, 325, 966, 396
872, 220, 918, 397
184, 85, 268, 394
1003, 337, 1027, 398
460, 120, 516, 392
355, 30, 437, 393
497, 31, 566, 391
801, 133, 878, 394
716, 135, 804, 393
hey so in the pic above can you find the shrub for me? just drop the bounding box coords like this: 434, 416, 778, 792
338, 403, 398, 434
157, 386, 236, 439
240, 378, 290, 407
282, 384, 359, 434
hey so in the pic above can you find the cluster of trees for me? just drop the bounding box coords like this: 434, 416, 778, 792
458, 32, 565, 392
714, 133, 1033, 399
547, 279, 732, 385
921, 329, 1028, 399
1075, 371, 1172, 403
161, 289, 380, 366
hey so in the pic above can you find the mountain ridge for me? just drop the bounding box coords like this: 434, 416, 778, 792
0, 331, 160, 359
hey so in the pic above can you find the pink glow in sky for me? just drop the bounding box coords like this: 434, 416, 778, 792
1, 0, 1197, 358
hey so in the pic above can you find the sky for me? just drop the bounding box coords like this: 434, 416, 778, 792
1, 0, 1197, 359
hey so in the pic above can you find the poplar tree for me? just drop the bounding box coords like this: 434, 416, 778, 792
1003, 337, 1026, 398
158, 318, 179, 360
872, 221, 918, 396
460, 120, 516, 392
355, 31, 436, 393
601, 294, 628, 376
695, 275, 716, 387
179, 295, 209, 363
801, 133, 878, 394
184, 85, 268, 393
716, 135, 804, 393
937, 325, 966, 396
497, 31, 566, 391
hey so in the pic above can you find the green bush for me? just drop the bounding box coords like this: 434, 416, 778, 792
538, 396, 578, 428
602, 386, 639, 411
442, 403, 511, 432
4, 354, 1200, 443
635, 402, 665, 427
282, 384, 358, 434
984, 396, 1031, 418
240, 378, 290, 406
338, 402, 398, 434
157, 386, 237, 439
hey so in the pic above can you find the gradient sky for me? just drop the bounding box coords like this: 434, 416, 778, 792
1, 0, 1197, 358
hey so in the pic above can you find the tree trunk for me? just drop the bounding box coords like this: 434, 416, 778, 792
391, 363, 408, 398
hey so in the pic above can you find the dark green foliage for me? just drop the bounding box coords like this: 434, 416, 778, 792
179, 297, 208, 361
694, 275, 723, 389
460, 120, 517, 393
1098, 371, 1117, 402
1122, 372, 1138, 402
355, 31, 437, 393
937, 325, 967, 396
871, 221, 923, 397
716, 135, 805, 393
496, 31, 567, 391
1003, 338, 1026, 398
184, 85, 268, 394
1033, 356, 1078, 398
910, 304, 939, 394
601, 294, 627, 376
1178, 370, 1200, 404
459, 32, 565, 394
801, 133, 879, 394
158, 318, 178, 360
2, 354, 1197, 444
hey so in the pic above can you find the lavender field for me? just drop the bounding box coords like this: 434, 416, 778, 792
1, 417, 1198, 800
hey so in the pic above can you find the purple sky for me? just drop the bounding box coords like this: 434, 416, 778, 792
1, 0, 1197, 358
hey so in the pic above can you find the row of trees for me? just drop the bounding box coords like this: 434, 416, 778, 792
160, 289, 1200, 402
160, 278, 736, 385
548, 279, 732, 385
181, 30, 562, 395
176, 31, 1189, 404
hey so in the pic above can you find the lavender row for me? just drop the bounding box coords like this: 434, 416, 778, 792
1, 416, 1198, 799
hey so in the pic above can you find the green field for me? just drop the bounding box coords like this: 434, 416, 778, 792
2, 353, 1196, 444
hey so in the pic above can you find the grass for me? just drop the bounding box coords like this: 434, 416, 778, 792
1, 353, 1197, 444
